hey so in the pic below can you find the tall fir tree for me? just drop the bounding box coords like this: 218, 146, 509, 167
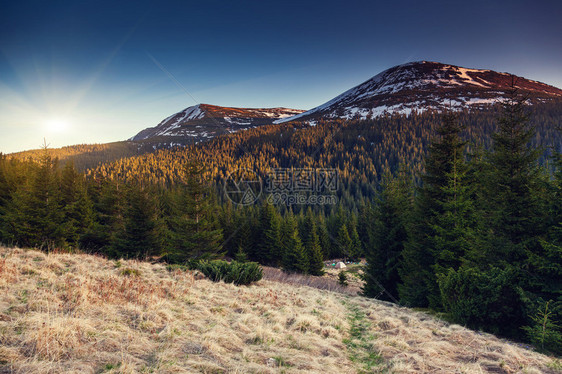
363, 171, 412, 302
348, 217, 363, 262
477, 84, 544, 265
113, 184, 161, 259
166, 161, 223, 262
59, 162, 94, 248
82, 178, 123, 252
336, 223, 352, 261
281, 210, 308, 273
257, 203, 282, 266
301, 211, 325, 276
400, 112, 467, 308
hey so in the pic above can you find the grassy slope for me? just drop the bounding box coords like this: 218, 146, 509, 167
0, 247, 559, 374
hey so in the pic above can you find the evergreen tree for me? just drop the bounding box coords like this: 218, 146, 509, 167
364, 171, 412, 302
2, 149, 64, 249
301, 212, 325, 276
82, 178, 122, 252
400, 112, 467, 308
257, 203, 282, 265
166, 161, 223, 262
336, 223, 352, 261
316, 213, 331, 259
113, 184, 160, 259
281, 211, 308, 273
348, 218, 362, 262
0, 155, 26, 244
478, 85, 544, 265
234, 219, 253, 263
59, 162, 94, 248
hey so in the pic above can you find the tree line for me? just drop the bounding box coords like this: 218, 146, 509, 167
0, 151, 365, 275
362, 91, 561, 354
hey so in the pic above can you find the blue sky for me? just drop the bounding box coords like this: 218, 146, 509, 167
1, 0, 561, 153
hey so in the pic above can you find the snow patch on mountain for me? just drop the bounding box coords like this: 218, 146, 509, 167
130, 104, 305, 144
276, 61, 562, 123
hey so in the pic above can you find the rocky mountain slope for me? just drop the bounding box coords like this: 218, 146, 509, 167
276, 61, 562, 123
130, 104, 304, 146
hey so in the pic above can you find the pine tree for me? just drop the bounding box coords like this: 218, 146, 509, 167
348, 218, 362, 262
234, 219, 253, 263
113, 184, 160, 259
219, 200, 238, 258
59, 162, 94, 248
400, 112, 468, 308
336, 223, 352, 261
0, 155, 25, 244
364, 171, 412, 302
166, 161, 223, 262
316, 213, 331, 259
82, 178, 122, 252
2, 148, 65, 249
478, 84, 544, 265
301, 212, 324, 276
281, 211, 308, 273
257, 203, 282, 266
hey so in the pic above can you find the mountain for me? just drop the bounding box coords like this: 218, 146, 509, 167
276, 61, 562, 123
130, 103, 304, 145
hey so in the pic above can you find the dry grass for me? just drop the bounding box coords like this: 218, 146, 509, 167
0, 247, 559, 374
262, 266, 359, 296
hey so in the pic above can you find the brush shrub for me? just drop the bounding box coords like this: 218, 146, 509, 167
438, 266, 526, 338
196, 260, 262, 286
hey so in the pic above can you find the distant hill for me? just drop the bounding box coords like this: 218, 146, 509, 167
130, 103, 304, 146
1, 246, 558, 373
7, 142, 152, 171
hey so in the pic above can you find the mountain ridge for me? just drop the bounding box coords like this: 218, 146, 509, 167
275, 61, 562, 123
130, 103, 304, 145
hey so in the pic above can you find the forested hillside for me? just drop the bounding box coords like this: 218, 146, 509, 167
8, 142, 149, 171
87, 102, 562, 210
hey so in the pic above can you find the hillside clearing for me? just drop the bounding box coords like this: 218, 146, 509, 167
0, 247, 559, 373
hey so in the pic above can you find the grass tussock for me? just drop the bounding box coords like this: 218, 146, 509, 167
0, 247, 559, 373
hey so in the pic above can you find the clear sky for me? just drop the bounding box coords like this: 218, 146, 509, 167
1, 0, 561, 153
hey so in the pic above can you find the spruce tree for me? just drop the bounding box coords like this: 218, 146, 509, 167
336, 223, 352, 261
348, 218, 362, 262
364, 171, 412, 302
82, 178, 123, 252
257, 203, 282, 265
2, 149, 64, 249
234, 219, 253, 262
166, 161, 223, 262
316, 213, 331, 259
478, 85, 544, 265
113, 184, 160, 259
400, 112, 467, 308
59, 162, 94, 248
301, 212, 325, 276
281, 211, 308, 273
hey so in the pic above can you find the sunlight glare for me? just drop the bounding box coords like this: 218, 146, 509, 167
44, 118, 69, 133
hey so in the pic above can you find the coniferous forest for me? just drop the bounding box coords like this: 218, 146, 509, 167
1, 96, 561, 354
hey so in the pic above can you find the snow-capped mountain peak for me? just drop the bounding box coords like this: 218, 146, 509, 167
130, 104, 304, 144
276, 61, 562, 123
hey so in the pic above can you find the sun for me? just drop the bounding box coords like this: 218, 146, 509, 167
44, 118, 69, 133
